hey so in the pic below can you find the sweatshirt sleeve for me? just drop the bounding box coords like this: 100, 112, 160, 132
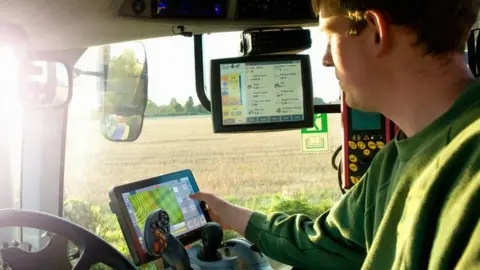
244, 177, 369, 270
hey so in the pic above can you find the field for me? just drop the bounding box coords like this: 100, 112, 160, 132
64, 114, 344, 206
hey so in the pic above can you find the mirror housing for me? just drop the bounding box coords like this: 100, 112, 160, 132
99, 41, 148, 142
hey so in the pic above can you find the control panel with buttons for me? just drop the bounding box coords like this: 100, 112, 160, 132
346, 133, 386, 185
342, 97, 397, 190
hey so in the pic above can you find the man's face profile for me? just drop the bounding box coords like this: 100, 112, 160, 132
319, 12, 377, 111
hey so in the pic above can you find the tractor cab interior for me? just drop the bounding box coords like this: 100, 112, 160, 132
0, 0, 479, 269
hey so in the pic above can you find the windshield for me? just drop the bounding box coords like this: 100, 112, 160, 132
64, 27, 343, 269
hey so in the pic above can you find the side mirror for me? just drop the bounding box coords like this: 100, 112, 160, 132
99, 41, 148, 142
18, 61, 70, 108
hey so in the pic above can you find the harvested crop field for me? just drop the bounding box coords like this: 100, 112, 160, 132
64, 114, 344, 205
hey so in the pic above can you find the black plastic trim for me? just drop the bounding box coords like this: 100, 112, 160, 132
194, 35, 211, 112
314, 104, 340, 114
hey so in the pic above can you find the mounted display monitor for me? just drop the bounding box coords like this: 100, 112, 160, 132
210, 54, 314, 133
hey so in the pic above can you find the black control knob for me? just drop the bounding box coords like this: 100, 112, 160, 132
197, 222, 223, 262
152, 210, 170, 235
144, 210, 192, 270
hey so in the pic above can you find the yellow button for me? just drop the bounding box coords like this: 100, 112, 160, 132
350, 176, 360, 184
364, 149, 371, 156
377, 141, 385, 149
349, 163, 358, 172
348, 141, 357, 150
368, 141, 377, 150
349, 154, 358, 163
357, 141, 366, 150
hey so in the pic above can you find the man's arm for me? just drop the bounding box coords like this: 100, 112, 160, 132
189, 192, 254, 235
191, 177, 369, 270
244, 182, 368, 270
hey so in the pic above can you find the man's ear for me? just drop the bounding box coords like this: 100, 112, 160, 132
364, 10, 391, 56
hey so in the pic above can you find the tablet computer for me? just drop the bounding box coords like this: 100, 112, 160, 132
108, 169, 210, 266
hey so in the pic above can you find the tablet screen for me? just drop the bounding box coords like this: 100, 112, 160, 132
121, 176, 207, 251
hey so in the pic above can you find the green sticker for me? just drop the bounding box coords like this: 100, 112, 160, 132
301, 114, 329, 152
301, 114, 328, 133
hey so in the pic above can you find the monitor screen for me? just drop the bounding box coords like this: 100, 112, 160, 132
220, 60, 304, 125
121, 177, 207, 252
351, 109, 382, 131
210, 55, 314, 133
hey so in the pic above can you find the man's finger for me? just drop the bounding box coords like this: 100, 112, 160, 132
189, 191, 210, 201
189, 193, 201, 200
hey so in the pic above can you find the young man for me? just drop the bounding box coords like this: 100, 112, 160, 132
191, 1, 480, 269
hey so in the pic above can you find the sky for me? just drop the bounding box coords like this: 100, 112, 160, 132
71, 26, 340, 110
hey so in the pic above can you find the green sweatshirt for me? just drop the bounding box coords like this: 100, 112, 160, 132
245, 80, 480, 270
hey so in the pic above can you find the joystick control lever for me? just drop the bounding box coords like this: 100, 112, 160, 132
197, 222, 223, 262
144, 210, 192, 270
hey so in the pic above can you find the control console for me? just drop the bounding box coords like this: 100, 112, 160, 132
341, 93, 397, 189
144, 209, 272, 270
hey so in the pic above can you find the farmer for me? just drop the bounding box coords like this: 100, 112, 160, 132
191, 0, 480, 269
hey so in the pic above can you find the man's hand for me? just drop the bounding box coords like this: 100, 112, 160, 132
189, 192, 254, 236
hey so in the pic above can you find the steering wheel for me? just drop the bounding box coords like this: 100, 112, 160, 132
0, 209, 137, 270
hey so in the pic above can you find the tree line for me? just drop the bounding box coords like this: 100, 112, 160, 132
97, 47, 337, 119
143, 96, 332, 118
145, 96, 210, 117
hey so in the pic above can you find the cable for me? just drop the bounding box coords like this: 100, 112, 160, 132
331, 145, 342, 171
337, 160, 346, 194
331, 145, 346, 194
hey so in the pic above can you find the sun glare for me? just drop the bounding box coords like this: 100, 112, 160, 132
0, 46, 21, 114
0, 46, 23, 209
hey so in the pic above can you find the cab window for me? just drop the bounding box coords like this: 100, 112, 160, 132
64, 27, 343, 268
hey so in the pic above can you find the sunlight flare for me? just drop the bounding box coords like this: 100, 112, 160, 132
0, 46, 21, 114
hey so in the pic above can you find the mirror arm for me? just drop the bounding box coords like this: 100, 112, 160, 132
72, 68, 104, 78
314, 104, 341, 114
193, 34, 211, 112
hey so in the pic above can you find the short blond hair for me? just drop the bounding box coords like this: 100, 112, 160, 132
311, 0, 343, 17
311, 0, 477, 55
312, 0, 366, 36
